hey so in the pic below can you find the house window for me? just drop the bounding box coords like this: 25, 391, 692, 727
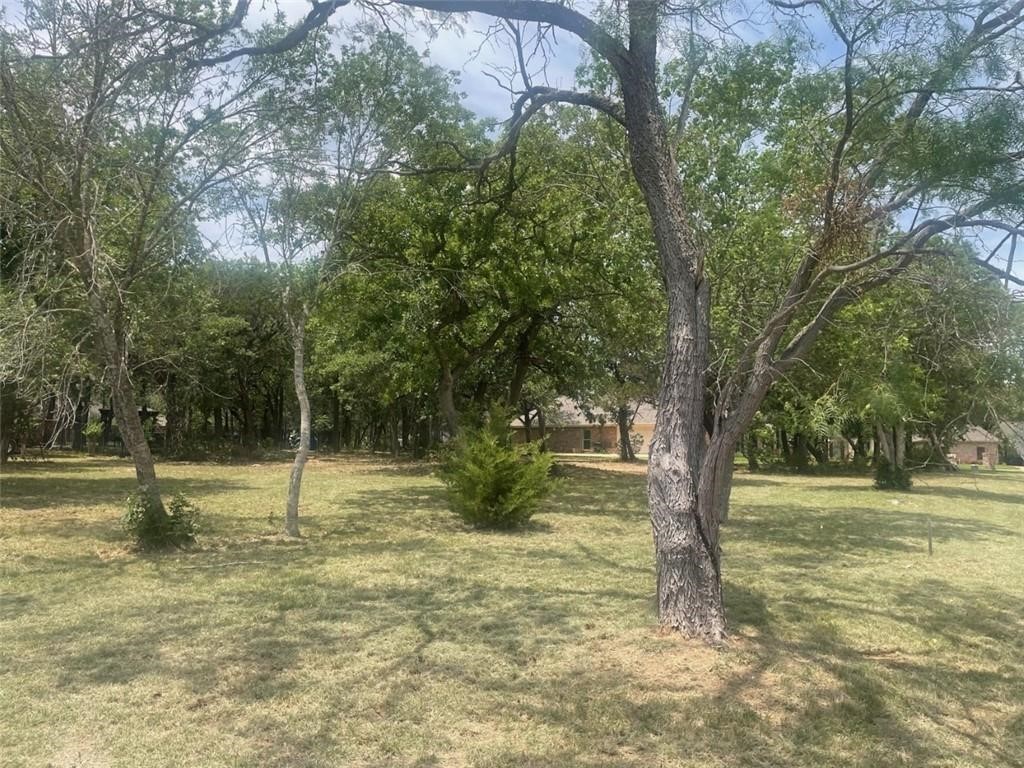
582, 429, 592, 451
977, 446, 986, 462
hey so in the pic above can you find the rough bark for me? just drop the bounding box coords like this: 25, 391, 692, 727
610, 2, 728, 641
284, 316, 310, 538
877, 423, 895, 465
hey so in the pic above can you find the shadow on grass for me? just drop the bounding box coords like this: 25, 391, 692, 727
0, 475, 246, 511
713, 577, 1023, 768
29, 550, 1022, 768
8, 459, 1023, 767
729, 504, 1018, 570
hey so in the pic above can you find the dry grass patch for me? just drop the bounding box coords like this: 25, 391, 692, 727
1, 455, 1021, 767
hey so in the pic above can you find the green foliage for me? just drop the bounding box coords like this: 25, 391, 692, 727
82, 420, 103, 440
874, 458, 913, 491
122, 488, 199, 549
439, 421, 555, 530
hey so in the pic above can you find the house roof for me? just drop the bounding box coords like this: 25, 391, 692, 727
512, 397, 657, 428
960, 425, 1000, 444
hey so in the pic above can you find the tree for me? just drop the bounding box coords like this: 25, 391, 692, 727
0, 0, 288, 521
374, 0, 1024, 641
232, 29, 472, 535
182, 0, 1022, 639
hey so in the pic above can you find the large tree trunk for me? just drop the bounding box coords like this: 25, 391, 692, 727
284, 316, 310, 538
877, 422, 895, 465
647, 280, 727, 640
617, 12, 726, 638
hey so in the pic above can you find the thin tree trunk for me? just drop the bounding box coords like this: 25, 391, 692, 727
332, 393, 341, 452
284, 316, 310, 538
389, 404, 400, 456
617, 405, 635, 461
164, 372, 180, 455
438, 361, 459, 437
894, 423, 906, 468
507, 316, 543, 407
745, 433, 760, 471
73, 248, 166, 514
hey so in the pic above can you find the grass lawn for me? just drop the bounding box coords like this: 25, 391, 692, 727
1, 455, 1022, 767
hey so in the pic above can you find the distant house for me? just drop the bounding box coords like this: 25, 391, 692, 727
948, 426, 1000, 468
511, 398, 656, 454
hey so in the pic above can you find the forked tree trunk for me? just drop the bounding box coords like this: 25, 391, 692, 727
620, 2, 735, 640
285, 316, 310, 538
647, 280, 728, 640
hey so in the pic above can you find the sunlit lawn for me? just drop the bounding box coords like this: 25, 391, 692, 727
1, 454, 1022, 767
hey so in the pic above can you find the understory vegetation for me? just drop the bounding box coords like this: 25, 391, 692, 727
1, 455, 1021, 767
439, 423, 555, 529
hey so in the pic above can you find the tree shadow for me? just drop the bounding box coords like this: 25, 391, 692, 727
0, 475, 246, 511
729, 504, 1017, 570
806, 481, 1024, 508
6, 458, 1022, 767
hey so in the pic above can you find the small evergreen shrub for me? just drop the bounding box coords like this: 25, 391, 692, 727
440, 424, 555, 529
123, 487, 200, 548
874, 458, 912, 491
83, 420, 103, 452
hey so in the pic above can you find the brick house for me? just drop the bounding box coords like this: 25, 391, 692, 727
511, 398, 656, 454
948, 426, 1000, 468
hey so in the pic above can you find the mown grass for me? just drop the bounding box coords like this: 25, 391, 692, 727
1, 455, 1022, 767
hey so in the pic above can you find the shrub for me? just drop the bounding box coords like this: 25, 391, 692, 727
874, 458, 912, 491
123, 487, 200, 549
440, 423, 555, 529
83, 420, 103, 452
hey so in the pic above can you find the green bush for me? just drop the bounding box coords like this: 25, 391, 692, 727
122, 487, 200, 548
440, 424, 555, 529
874, 458, 912, 491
